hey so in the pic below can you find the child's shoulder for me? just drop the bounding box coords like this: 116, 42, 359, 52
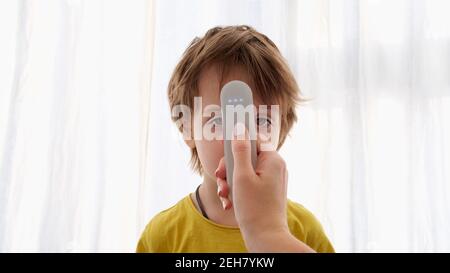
286, 199, 321, 230
286, 199, 335, 253
146, 195, 190, 229
136, 195, 191, 252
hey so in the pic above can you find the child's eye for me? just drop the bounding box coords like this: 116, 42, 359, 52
256, 117, 272, 127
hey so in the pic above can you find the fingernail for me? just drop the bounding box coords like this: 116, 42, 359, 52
221, 199, 227, 210
234, 123, 245, 137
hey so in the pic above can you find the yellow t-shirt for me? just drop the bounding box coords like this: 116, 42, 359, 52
136, 194, 334, 253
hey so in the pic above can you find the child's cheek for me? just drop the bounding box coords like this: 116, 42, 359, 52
257, 125, 280, 152
195, 140, 224, 178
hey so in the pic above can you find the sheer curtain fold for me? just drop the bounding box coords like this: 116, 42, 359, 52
0, 0, 155, 252
0, 0, 449, 252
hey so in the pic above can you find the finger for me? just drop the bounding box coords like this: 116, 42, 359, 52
217, 177, 229, 198
219, 196, 232, 210
231, 123, 255, 176
215, 157, 226, 179
256, 150, 283, 172
254, 150, 272, 174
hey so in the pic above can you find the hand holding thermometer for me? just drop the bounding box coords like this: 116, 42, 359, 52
220, 80, 257, 200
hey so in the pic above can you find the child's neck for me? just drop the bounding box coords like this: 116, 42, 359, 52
190, 176, 239, 228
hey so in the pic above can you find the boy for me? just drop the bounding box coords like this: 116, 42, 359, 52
136, 25, 334, 253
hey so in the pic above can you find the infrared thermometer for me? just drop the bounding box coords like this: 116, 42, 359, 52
220, 80, 257, 199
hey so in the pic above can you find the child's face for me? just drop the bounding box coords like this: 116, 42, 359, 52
189, 64, 281, 182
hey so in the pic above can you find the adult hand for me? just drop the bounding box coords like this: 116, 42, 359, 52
215, 124, 314, 252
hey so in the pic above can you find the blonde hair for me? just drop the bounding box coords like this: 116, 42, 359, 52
168, 25, 303, 174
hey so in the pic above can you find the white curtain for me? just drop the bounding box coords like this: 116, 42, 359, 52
0, 0, 155, 251
1, 0, 449, 252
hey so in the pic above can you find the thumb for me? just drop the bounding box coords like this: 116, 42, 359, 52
215, 157, 226, 180
231, 123, 255, 176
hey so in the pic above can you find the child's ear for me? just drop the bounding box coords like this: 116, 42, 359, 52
184, 139, 195, 149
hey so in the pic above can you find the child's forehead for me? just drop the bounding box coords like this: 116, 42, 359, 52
197, 64, 266, 106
